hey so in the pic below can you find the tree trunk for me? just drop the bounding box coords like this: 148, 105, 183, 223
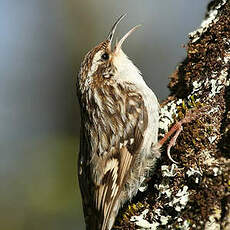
114, 0, 230, 229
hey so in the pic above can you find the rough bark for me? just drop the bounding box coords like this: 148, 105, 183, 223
114, 0, 230, 229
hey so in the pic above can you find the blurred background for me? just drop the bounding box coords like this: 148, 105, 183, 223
0, 0, 210, 229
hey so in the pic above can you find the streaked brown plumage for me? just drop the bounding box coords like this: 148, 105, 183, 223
77, 14, 160, 230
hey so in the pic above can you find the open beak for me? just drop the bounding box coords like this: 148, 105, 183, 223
107, 14, 141, 53
107, 14, 127, 48
114, 25, 141, 53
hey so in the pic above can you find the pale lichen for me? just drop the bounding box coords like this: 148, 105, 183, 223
189, 0, 227, 43
130, 209, 159, 229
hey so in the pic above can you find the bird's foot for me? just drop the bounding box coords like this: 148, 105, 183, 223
158, 111, 198, 164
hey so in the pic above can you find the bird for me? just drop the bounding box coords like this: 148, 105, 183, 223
76, 14, 160, 230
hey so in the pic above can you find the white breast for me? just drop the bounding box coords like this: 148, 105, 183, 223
113, 49, 159, 153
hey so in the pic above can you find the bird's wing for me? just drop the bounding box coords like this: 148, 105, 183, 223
97, 88, 148, 230
78, 85, 149, 230
95, 145, 134, 230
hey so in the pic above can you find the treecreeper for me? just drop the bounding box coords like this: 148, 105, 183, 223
76, 15, 162, 230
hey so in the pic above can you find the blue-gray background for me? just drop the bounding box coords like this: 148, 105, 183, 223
0, 0, 210, 229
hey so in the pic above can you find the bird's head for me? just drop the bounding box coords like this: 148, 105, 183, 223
78, 14, 141, 93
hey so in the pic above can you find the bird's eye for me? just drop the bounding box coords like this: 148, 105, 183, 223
101, 52, 109, 60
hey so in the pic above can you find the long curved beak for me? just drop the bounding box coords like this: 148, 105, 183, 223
114, 25, 141, 53
107, 14, 127, 48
